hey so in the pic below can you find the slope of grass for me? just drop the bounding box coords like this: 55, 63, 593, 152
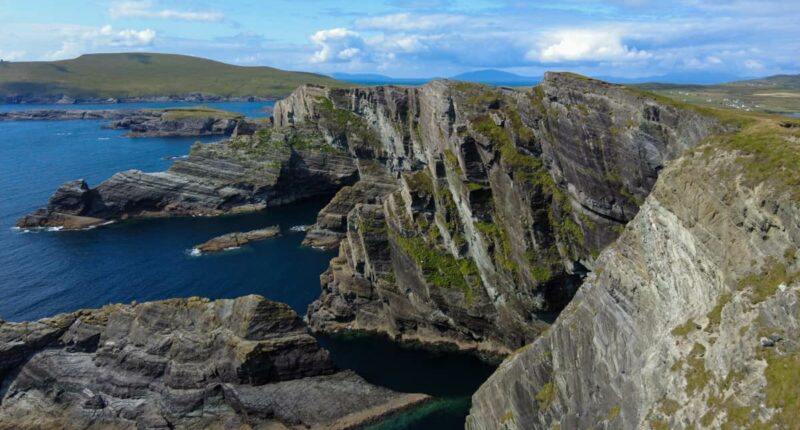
157, 106, 244, 120
0, 53, 348, 99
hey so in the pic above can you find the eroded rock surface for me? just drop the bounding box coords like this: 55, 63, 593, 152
20, 74, 717, 357
17, 131, 358, 229
291, 75, 716, 355
193, 226, 281, 253
0, 295, 429, 429
467, 115, 800, 429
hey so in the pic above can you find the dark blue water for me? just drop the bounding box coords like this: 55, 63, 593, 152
0, 104, 494, 429
0, 101, 274, 118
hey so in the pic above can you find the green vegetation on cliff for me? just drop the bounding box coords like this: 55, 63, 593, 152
0, 53, 347, 99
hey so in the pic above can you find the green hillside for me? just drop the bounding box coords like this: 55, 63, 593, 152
0, 53, 348, 100
637, 74, 800, 114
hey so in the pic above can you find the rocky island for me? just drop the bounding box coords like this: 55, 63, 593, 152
0, 106, 246, 137
0, 295, 430, 429
192, 226, 281, 254
12, 72, 800, 428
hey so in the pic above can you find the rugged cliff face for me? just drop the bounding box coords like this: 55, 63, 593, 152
280, 74, 715, 355
0, 295, 429, 429
467, 114, 800, 428
19, 73, 716, 355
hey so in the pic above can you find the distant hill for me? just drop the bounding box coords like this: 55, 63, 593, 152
0, 53, 347, 102
636, 74, 800, 114
329, 73, 433, 86
449, 69, 540, 86
331, 69, 540, 87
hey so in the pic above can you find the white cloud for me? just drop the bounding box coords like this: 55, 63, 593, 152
0, 49, 26, 61
44, 24, 156, 60
356, 13, 467, 31
109, 1, 223, 22
532, 29, 650, 63
310, 28, 365, 63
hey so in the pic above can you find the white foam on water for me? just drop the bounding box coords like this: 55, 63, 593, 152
46, 226, 64, 232
290, 225, 310, 232
97, 137, 111, 141
188, 248, 202, 257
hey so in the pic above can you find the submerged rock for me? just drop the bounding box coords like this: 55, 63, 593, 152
0, 295, 430, 429
193, 225, 281, 253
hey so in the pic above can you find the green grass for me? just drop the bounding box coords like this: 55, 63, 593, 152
736, 257, 799, 304
0, 52, 348, 99
393, 234, 480, 303
157, 105, 244, 120
535, 382, 556, 412
764, 351, 800, 428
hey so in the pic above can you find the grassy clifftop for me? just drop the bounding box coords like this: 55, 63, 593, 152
0, 53, 347, 100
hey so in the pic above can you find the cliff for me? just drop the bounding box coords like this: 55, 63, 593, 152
17, 127, 358, 229
279, 75, 715, 355
20, 74, 716, 356
467, 114, 800, 428
15, 72, 799, 428
0, 295, 430, 429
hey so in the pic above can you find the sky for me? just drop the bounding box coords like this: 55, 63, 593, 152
0, 0, 798, 80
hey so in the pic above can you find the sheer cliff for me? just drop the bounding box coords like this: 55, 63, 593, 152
467, 114, 800, 428
278, 74, 715, 355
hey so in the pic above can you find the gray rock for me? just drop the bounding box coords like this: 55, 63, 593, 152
0, 295, 430, 429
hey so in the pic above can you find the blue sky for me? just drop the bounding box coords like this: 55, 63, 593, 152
0, 0, 798, 80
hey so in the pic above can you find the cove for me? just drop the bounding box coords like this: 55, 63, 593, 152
0, 103, 496, 429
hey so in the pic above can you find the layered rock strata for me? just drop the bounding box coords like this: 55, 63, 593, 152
467, 115, 800, 428
17, 130, 358, 229
294, 75, 716, 355
0, 295, 429, 429
193, 226, 281, 254
20, 74, 717, 356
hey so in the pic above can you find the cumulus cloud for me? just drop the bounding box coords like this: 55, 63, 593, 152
310, 28, 365, 63
44, 24, 156, 60
109, 1, 223, 22
531, 29, 650, 63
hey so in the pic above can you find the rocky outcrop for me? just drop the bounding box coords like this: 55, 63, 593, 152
303, 159, 399, 250
0, 295, 430, 429
1, 108, 240, 137
467, 115, 800, 428
193, 226, 281, 254
17, 130, 358, 229
289, 75, 716, 355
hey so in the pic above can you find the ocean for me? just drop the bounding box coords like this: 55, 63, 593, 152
0, 101, 493, 429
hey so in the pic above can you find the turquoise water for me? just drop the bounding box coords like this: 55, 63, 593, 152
0, 102, 494, 429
